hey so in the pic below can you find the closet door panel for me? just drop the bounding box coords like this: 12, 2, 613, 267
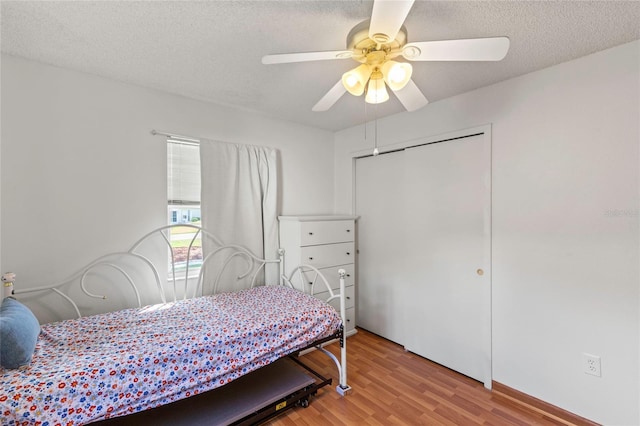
402, 135, 490, 385
355, 151, 406, 344
355, 133, 491, 387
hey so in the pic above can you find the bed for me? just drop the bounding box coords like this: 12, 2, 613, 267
0, 225, 351, 425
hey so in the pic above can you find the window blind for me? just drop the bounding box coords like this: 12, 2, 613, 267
167, 140, 200, 205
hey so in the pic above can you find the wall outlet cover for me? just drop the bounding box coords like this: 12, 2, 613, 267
583, 353, 601, 377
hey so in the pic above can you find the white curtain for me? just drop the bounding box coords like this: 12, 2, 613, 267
199, 140, 279, 292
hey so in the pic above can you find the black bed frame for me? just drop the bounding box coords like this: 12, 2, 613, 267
231, 329, 342, 426
97, 326, 344, 426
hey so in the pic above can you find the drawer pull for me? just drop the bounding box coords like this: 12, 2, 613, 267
308, 282, 313, 285
346, 296, 351, 300
346, 252, 351, 255
346, 319, 351, 322
308, 257, 314, 260
346, 274, 351, 277
308, 232, 314, 235
346, 229, 351, 233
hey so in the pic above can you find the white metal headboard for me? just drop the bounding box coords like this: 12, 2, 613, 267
12, 224, 284, 318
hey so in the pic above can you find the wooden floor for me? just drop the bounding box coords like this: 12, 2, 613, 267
265, 328, 594, 426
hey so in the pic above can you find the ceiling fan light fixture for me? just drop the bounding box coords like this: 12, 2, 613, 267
365, 71, 389, 104
381, 61, 413, 91
342, 64, 372, 96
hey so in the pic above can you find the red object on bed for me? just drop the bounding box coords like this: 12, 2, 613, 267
1, 286, 342, 425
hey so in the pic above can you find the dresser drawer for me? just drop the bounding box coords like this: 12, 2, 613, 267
317, 264, 354, 290
287, 264, 354, 293
293, 264, 355, 294
301, 242, 354, 268
300, 220, 354, 246
316, 284, 355, 310
344, 307, 355, 333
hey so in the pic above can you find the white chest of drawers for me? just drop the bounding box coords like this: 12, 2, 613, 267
279, 215, 358, 336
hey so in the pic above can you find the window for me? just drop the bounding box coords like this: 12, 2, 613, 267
167, 140, 202, 278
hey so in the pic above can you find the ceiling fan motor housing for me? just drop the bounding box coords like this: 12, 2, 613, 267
347, 19, 407, 65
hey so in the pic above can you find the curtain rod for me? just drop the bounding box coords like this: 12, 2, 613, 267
151, 129, 201, 143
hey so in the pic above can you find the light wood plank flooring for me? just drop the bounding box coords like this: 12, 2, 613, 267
266, 328, 596, 426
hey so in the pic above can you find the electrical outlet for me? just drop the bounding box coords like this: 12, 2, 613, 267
583, 353, 601, 377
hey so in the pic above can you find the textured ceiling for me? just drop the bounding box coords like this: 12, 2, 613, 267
2, 1, 639, 131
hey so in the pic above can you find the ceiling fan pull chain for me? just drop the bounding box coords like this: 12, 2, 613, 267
373, 102, 379, 156
364, 98, 367, 143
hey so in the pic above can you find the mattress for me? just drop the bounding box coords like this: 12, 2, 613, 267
0, 285, 342, 425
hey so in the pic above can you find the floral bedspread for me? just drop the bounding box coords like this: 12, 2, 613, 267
1, 286, 341, 425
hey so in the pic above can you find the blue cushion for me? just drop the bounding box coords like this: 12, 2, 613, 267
0, 297, 40, 369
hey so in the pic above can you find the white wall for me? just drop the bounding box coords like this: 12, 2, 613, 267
335, 41, 639, 425
1, 54, 335, 322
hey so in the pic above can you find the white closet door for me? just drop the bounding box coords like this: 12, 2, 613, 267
354, 150, 406, 344
355, 133, 491, 386
401, 135, 490, 386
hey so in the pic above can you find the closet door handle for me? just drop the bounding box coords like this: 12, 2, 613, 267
308, 257, 314, 260
346, 252, 351, 255
308, 232, 314, 236
346, 229, 351, 233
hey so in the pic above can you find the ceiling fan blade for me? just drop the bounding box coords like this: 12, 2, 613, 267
402, 37, 510, 61
369, 0, 415, 44
312, 80, 347, 112
262, 50, 352, 65
393, 79, 428, 112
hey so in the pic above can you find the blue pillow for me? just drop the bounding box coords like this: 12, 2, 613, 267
0, 297, 40, 369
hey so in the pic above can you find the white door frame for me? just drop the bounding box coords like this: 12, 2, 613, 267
350, 124, 493, 388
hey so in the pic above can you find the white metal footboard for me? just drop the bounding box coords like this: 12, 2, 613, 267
281, 265, 352, 396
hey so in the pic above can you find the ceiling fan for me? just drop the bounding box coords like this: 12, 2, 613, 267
262, 0, 509, 113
